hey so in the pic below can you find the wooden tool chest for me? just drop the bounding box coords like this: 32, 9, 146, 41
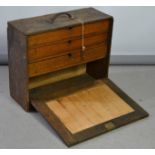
7, 7, 148, 146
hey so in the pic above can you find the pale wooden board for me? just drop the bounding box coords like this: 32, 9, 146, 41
46, 81, 134, 134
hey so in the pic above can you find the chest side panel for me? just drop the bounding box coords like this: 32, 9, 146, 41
8, 25, 30, 111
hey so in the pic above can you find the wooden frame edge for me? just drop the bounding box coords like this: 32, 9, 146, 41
31, 78, 148, 147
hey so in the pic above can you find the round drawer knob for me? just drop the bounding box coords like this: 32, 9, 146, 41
68, 26, 73, 30
67, 40, 72, 44
68, 53, 73, 58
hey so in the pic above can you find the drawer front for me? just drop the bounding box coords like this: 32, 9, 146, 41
28, 20, 110, 48
28, 44, 107, 77
28, 33, 108, 63
82, 44, 107, 62
28, 52, 81, 77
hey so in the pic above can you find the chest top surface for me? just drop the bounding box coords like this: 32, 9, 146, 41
8, 7, 112, 35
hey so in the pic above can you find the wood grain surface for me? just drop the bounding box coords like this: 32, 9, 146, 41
28, 20, 109, 47
28, 33, 108, 63
8, 8, 113, 112
28, 43, 107, 77
8, 8, 148, 147
31, 74, 148, 146
7, 25, 30, 111
8, 8, 112, 35
46, 81, 134, 134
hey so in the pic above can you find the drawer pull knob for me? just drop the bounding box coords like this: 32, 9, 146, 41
68, 26, 73, 30
68, 53, 73, 58
67, 40, 72, 44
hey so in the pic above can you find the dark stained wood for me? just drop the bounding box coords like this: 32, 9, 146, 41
28, 20, 110, 47
30, 74, 95, 100
8, 8, 112, 35
8, 7, 148, 147
8, 8, 112, 112
7, 25, 31, 111
31, 100, 77, 146
86, 17, 113, 79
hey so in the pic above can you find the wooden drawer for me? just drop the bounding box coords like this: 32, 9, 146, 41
28, 51, 81, 77
28, 33, 108, 63
28, 20, 110, 48
82, 44, 107, 62
28, 44, 107, 77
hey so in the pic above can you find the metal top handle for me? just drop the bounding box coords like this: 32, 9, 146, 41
49, 12, 74, 24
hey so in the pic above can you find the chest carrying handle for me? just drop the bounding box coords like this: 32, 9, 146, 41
49, 12, 74, 23
49, 12, 85, 52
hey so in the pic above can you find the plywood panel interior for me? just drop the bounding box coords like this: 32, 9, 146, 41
46, 80, 134, 134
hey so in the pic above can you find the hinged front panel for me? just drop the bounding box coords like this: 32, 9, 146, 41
30, 74, 148, 146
